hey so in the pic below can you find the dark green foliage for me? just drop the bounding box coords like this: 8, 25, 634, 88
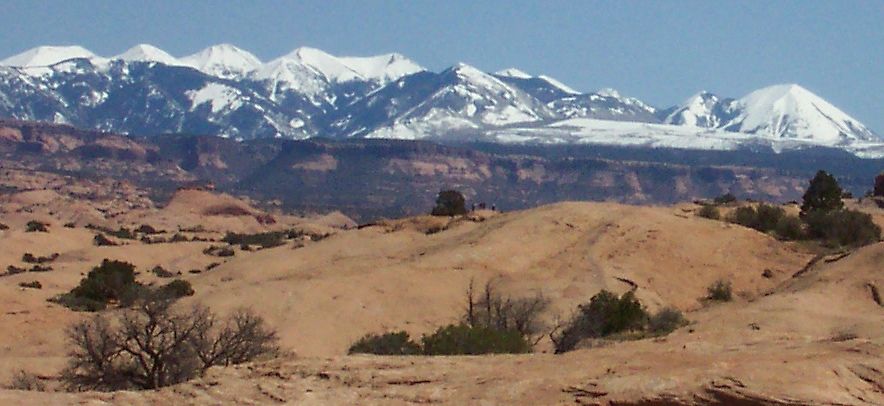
731, 206, 758, 229
18, 281, 42, 289
875, 173, 884, 197
156, 279, 194, 299
421, 324, 530, 355
348, 331, 422, 355
697, 205, 720, 220
713, 193, 737, 204
551, 290, 649, 353
431, 190, 467, 216
151, 266, 175, 278
26, 221, 48, 232
706, 279, 733, 302
93, 234, 117, 246
774, 215, 805, 240
800, 170, 844, 216
648, 307, 686, 335
730, 204, 785, 233
69, 260, 140, 306
804, 209, 881, 247
86, 224, 136, 239
221, 231, 286, 248
28, 265, 53, 272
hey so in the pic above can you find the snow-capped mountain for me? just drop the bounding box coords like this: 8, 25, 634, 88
180, 44, 262, 79
0, 44, 880, 157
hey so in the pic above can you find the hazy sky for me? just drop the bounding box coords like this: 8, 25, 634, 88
2, 0, 882, 131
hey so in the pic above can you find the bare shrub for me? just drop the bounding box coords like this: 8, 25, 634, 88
6, 370, 46, 391
464, 279, 549, 345
706, 279, 733, 302
62, 297, 277, 391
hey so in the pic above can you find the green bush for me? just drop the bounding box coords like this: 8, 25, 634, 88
54, 260, 144, 311
221, 232, 286, 248
26, 221, 48, 232
421, 324, 530, 355
804, 209, 881, 247
648, 307, 686, 335
697, 205, 720, 220
774, 215, 805, 240
151, 265, 175, 278
348, 331, 422, 355
431, 190, 467, 216
93, 234, 117, 246
706, 279, 733, 302
731, 206, 758, 229
18, 281, 42, 289
551, 290, 649, 353
754, 204, 785, 232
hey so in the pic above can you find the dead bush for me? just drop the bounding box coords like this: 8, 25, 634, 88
62, 297, 277, 391
6, 370, 45, 391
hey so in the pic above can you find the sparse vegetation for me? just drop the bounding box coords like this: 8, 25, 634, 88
203, 245, 235, 257
348, 331, 422, 355
697, 204, 720, 220
804, 209, 881, 247
648, 307, 687, 335
221, 231, 286, 248
151, 265, 175, 278
22, 252, 59, 264
135, 224, 161, 234
713, 192, 737, 205
6, 370, 45, 391
18, 281, 42, 289
62, 297, 277, 391
550, 290, 648, 353
93, 234, 117, 246
156, 279, 195, 299
26, 220, 48, 232
463, 280, 549, 345
774, 215, 805, 240
421, 324, 531, 355
431, 190, 467, 216
706, 279, 733, 302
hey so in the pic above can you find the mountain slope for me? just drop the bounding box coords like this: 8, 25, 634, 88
0, 44, 880, 156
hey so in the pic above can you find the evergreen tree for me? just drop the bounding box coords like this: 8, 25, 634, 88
431, 190, 467, 216
800, 170, 844, 216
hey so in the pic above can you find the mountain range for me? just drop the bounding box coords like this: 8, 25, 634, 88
0, 44, 881, 157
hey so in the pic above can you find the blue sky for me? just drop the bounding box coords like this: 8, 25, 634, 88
2, 0, 882, 131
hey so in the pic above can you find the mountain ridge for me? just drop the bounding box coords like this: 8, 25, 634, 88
0, 43, 880, 157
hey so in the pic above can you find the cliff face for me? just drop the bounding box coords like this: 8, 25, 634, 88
1, 120, 875, 220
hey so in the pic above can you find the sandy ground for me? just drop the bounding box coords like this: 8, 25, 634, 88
0, 195, 881, 404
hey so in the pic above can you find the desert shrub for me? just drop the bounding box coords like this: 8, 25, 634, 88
6, 370, 45, 391
754, 203, 785, 232
151, 265, 175, 278
203, 245, 235, 257
697, 205, 720, 220
730, 206, 758, 229
713, 193, 737, 205
86, 225, 135, 240
205, 262, 221, 271
54, 260, 143, 311
648, 307, 686, 335
221, 231, 286, 248
62, 298, 277, 391
64, 222, 76, 228
774, 215, 805, 240
5, 265, 26, 276
431, 190, 467, 216
421, 324, 530, 355
804, 209, 881, 247
0, 223, 9, 231
22, 253, 59, 264
18, 281, 42, 289
169, 233, 189, 242
135, 224, 160, 234
156, 279, 194, 299
26, 220, 48, 232
800, 170, 844, 216
29, 265, 53, 272
706, 279, 733, 302
551, 290, 649, 353
93, 234, 117, 246
463, 280, 549, 344
348, 331, 422, 355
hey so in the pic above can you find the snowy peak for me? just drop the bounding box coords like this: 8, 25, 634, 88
181, 44, 262, 78
1, 45, 100, 67
114, 44, 180, 66
337, 52, 423, 82
664, 91, 728, 127
725, 84, 879, 144
495, 68, 532, 79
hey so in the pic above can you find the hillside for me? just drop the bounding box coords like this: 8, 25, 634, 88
0, 197, 881, 404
